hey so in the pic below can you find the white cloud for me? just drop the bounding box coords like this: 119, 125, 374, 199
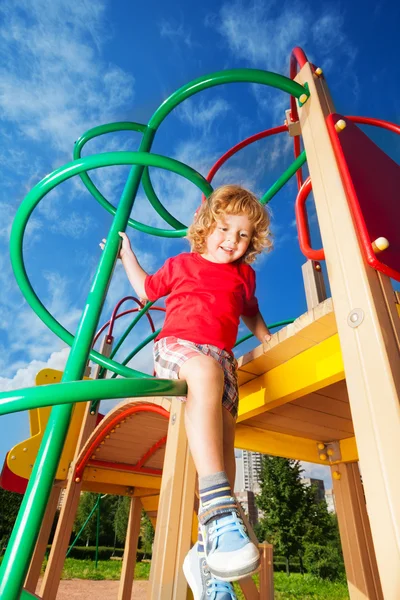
159, 19, 194, 48
0, 346, 69, 392
0, 0, 135, 152
208, 1, 358, 116
176, 98, 231, 133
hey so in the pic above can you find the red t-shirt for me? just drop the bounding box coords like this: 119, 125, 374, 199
144, 252, 259, 352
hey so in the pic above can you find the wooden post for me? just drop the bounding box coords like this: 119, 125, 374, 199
24, 484, 62, 593
147, 397, 196, 599
295, 62, 400, 598
259, 543, 274, 599
40, 336, 113, 599
117, 497, 142, 600
301, 259, 327, 310
239, 576, 259, 600
332, 463, 383, 599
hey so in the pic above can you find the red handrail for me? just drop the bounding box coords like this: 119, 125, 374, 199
200, 125, 288, 204
295, 177, 325, 261
347, 116, 400, 135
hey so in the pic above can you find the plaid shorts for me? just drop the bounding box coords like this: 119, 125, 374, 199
153, 336, 239, 419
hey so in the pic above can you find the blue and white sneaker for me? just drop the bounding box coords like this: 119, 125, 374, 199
183, 543, 237, 599
199, 499, 260, 581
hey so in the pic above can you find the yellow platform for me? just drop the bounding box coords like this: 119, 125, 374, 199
236, 298, 358, 465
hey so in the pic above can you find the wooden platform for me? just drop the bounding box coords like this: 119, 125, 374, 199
236, 298, 358, 465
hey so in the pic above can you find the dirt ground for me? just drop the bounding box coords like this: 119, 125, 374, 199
36, 579, 149, 599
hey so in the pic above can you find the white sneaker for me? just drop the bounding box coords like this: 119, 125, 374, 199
183, 543, 237, 599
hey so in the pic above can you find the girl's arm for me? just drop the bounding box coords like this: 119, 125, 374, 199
241, 311, 272, 344
100, 232, 148, 300
118, 232, 148, 300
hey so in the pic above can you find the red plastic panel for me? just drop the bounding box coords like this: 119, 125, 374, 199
0, 453, 27, 494
327, 114, 400, 281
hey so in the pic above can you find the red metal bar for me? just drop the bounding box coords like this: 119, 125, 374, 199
93, 306, 165, 347
295, 177, 325, 261
200, 125, 288, 203
347, 116, 400, 135
87, 459, 162, 477
135, 435, 167, 470
109, 296, 155, 337
75, 404, 169, 480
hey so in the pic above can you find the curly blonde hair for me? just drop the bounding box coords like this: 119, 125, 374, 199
187, 185, 273, 264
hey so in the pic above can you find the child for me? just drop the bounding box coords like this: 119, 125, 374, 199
117, 185, 272, 599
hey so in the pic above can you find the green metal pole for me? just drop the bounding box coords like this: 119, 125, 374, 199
66, 496, 101, 558
0, 128, 156, 600
95, 496, 101, 569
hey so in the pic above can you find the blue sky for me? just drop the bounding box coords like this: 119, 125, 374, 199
0, 0, 399, 490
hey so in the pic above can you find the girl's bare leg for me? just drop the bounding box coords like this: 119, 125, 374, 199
222, 407, 237, 489
179, 355, 225, 478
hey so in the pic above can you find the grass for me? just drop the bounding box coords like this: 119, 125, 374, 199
58, 559, 349, 599
59, 558, 150, 581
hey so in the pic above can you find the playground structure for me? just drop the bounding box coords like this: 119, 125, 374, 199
0, 45, 399, 599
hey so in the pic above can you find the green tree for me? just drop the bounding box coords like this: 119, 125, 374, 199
255, 457, 345, 580
140, 510, 154, 558
114, 496, 130, 545
255, 457, 310, 575
0, 488, 23, 552
73, 493, 119, 547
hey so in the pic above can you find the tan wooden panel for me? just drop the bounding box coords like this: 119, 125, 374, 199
315, 380, 349, 403
273, 403, 354, 434
246, 413, 353, 441
242, 419, 326, 442
294, 392, 352, 420
77, 397, 170, 465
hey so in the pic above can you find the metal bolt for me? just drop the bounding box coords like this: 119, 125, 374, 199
347, 308, 364, 328
171, 413, 176, 425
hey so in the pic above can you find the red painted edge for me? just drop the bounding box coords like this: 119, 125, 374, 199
136, 435, 167, 470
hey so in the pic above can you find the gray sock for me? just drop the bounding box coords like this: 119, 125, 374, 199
199, 471, 229, 493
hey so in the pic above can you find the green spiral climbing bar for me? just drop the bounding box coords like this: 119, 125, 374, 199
0, 67, 309, 600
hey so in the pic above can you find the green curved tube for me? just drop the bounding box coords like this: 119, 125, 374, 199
0, 376, 186, 417
234, 319, 296, 347
141, 167, 187, 230
73, 122, 191, 235
9, 151, 213, 377
261, 151, 307, 205
1, 66, 310, 598
149, 69, 308, 130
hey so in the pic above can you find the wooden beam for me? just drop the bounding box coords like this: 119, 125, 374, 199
238, 334, 344, 421
118, 497, 142, 600
302, 260, 327, 310
83, 467, 161, 490
24, 484, 61, 593
296, 62, 400, 598
147, 397, 196, 599
235, 425, 358, 464
332, 464, 383, 599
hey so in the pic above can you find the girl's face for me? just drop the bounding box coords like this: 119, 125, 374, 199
202, 213, 254, 264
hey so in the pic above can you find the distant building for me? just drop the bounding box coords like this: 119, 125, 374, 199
234, 450, 265, 524
235, 450, 264, 494
301, 477, 326, 502
235, 490, 258, 526
325, 488, 336, 513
